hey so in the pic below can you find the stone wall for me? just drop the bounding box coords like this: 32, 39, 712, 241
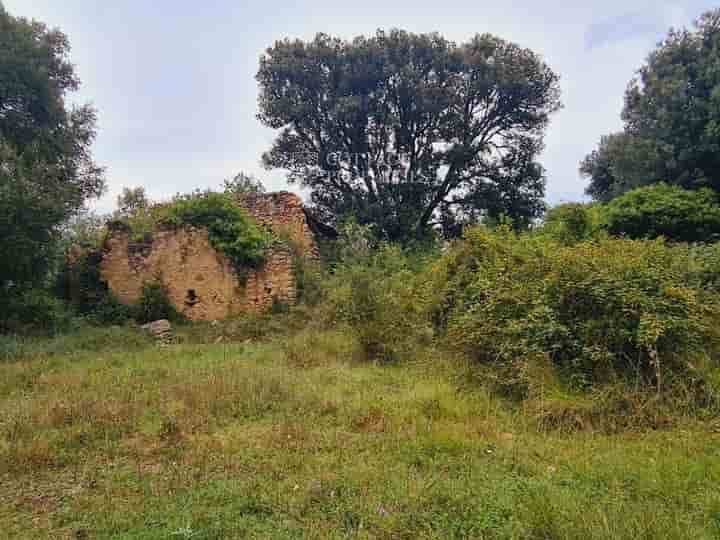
98, 192, 325, 321
100, 227, 296, 321
236, 192, 319, 256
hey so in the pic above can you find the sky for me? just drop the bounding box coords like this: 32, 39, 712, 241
4, 0, 718, 213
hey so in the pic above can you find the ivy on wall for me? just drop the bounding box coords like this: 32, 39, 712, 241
157, 192, 271, 272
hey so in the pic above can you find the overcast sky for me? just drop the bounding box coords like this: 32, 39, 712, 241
5, 0, 717, 212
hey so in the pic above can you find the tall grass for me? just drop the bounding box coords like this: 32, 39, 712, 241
0, 326, 718, 539
3, 221, 720, 537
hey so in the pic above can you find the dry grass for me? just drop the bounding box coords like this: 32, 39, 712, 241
0, 325, 719, 539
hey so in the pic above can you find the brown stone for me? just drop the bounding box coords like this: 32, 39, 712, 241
99, 192, 326, 322
236, 191, 320, 257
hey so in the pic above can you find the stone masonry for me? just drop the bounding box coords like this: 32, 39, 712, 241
99, 192, 320, 321
235, 191, 319, 256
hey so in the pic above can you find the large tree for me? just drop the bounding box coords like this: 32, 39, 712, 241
0, 4, 104, 289
257, 30, 561, 241
582, 9, 720, 201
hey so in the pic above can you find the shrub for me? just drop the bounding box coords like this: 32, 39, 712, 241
294, 256, 325, 307
0, 288, 73, 334
57, 247, 133, 325
430, 226, 720, 395
600, 183, 720, 242
159, 191, 270, 274
135, 281, 179, 324
542, 203, 601, 244
279, 232, 325, 307
684, 242, 720, 292
86, 296, 134, 325
324, 243, 432, 362
110, 186, 159, 243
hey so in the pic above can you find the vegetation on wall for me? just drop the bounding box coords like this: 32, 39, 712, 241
57, 247, 131, 325
111, 187, 156, 243
222, 171, 266, 196
157, 191, 271, 273
102, 188, 272, 279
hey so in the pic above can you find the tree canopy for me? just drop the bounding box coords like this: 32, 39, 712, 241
601, 184, 720, 243
0, 4, 103, 289
257, 29, 561, 242
582, 9, 720, 201
223, 172, 265, 196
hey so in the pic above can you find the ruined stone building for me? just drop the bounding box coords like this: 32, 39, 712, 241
99, 192, 331, 321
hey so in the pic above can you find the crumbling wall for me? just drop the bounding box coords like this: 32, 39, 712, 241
100, 227, 296, 321
99, 191, 322, 321
236, 192, 318, 256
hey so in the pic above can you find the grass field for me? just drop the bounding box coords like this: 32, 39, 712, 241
1, 324, 719, 539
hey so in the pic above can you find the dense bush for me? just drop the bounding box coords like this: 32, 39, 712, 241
429, 226, 720, 395
683, 242, 720, 293
0, 288, 73, 335
542, 203, 601, 244
159, 192, 270, 273
134, 281, 179, 324
56, 247, 132, 325
274, 228, 326, 307
600, 183, 720, 242
324, 242, 432, 362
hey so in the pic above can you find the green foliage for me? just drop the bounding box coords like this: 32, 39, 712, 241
222, 172, 265, 196
61, 249, 105, 312
600, 183, 720, 242
56, 248, 132, 325
0, 288, 73, 335
582, 9, 720, 199
258, 29, 560, 242
542, 203, 602, 245
86, 296, 134, 326
293, 256, 325, 307
60, 208, 108, 250
135, 281, 179, 324
159, 191, 270, 273
115, 187, 150, 218
683, 242, 720, 293
113, 187, 155, 243
0, 6, 104, 291
430, 226, 720, 395
0, 143, 67, 289
324, 242, 432, 362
